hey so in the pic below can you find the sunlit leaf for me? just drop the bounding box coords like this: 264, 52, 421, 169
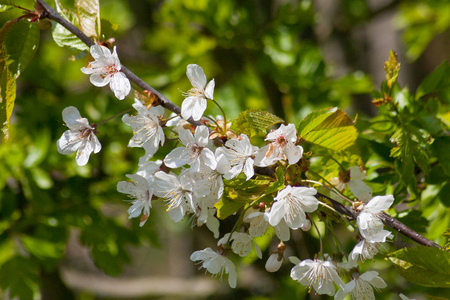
235, 109, 285, 137
0, 67, 16, 141
75, 0, 100, 38
21, 236, 65, 260
298, 107, 357, 151
388, 246, 450, 287
52, 0, 90, 51
2, 20, 40, 77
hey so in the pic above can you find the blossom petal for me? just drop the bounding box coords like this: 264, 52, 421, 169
267, 200, 285, 226
62, 106, 83, 127
365, 195, 394, 213
195, 125, 210, 146
57, 130, 83, 154
284, 143, 303, 165
348, 179, 373, 202
186, 64, 207, 89
201, 148, 217, 170
90, 44, 110, 60
90, 73, 110, 87
164, 147, 192, 168
75, 138, 94, 166
110, 72, 131, 100
204, 79, 215, 99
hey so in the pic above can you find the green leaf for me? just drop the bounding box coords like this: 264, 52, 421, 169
432, 136, 450, 176
235, 109, 285, 137
0, 256, 39, 300
0, 66, 16, 141
0, 19, 39, 141
2, 20, 40, 77
216, 178, 270, 219
52, 0, 90, 51
265, 167, 285, 195
21, 236, 65, 260
437, 182, 450, 207
387, 246, 450, 287
298, 107, 357, 151
416, 61, 450, 99
75, 0, 100, 38
215, 195, 246, 220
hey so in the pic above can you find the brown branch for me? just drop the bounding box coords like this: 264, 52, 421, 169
317, 193, 442, 249
36, 0, 441, 249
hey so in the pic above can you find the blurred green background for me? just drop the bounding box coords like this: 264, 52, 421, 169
0, 0, 449, 299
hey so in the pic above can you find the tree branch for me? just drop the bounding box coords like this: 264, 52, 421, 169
317, 193, 442, 248
36, 0, 441, 249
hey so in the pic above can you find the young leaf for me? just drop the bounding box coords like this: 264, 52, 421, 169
387, 246, 450, 287
384, 50, 401, 89
2, 20, 40, 77
298, 107, 357, 151
52, 0, 90, 51
215, 194, 246, 220
235, 109, 284, 137
75, 0, 100, 38
0, 19, 35, 141
0, 256, 39, 300
416, 61, 450, 99
216, 178, 270, 219
0, 67, 16, 141
265, 167, 285, 195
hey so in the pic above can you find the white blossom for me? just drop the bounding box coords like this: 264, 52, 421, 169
265, 253, 283, 272
216, 133, 258, 181
154, 170, 194, 222
267, 186, 318, 230
137, 160, 162, 181
57, 106, 101, 166
356, 195, 394, 243
117, 174, 153, 227
122, 99, 165, 162
190, 247, 237, 288
165, 113, 191, 133
164, 126, 217, 173
218, 232, 262, 258
181, 64, 215, 121
254, 123, 303, 167
290, 256, 345, 296
334, 271, 387, 300
81, 45, 131, 100
244, 207, 290, 241
347, 239, 383, 267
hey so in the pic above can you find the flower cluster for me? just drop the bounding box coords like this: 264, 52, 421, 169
56, 59, 398, 297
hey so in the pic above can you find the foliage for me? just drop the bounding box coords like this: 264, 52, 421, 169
0, 0, 449, 299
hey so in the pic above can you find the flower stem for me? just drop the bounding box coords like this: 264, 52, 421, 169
308, 170, 354, 204
311, 154, 346, 172
318, 200, 357, 230
97, 108, 133, 126
211, 99, 227, 133
310, 218, 323, 256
